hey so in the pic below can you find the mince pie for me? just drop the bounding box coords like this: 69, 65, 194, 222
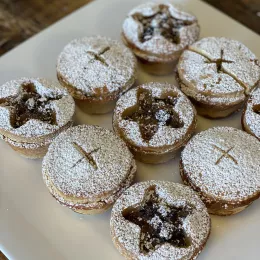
113, 82, 197, 164
110, 181, 211, 259
0, 78, 75, 158
57, 36, 137, 114
177, 37, 260, 118
180, 127, 260, 215
42, 125, 136, 214
122, 2, 199, 75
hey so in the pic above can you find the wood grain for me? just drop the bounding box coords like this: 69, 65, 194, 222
0, 0, 93, 55
0, 251, 7, 260
0, 0, 259, 56
203, 0, 260, 34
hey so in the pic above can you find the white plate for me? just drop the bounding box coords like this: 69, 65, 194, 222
0, 0, 259, 259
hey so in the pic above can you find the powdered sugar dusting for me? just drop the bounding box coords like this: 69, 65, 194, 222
189, 37, 260, 92
0, 78, 75, 140
178, 50, 245, 105
181, 127, 260, 202
113, 82, 196, 149
57, 36, 137, 97
110, 181, 210, 259
243, 87, 260, 139
42, 125, 136, 202
122, 2, 199, 59
178, 38, 260, 106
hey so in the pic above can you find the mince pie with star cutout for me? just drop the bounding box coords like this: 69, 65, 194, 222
57, 36, 137, 114
113, 82, 197, 164
0, 78, 75, 159
42, 125, 136, 214
122, 2, 200, 75
242, 87, 260, 140
177, 37, 260, 118
180, 127, 260, 215
110, 181, 211, 260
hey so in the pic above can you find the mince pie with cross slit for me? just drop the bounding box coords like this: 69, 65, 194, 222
113, 82, 197, 164
110, 181, 211, 260
180, 127, 260, 215
177, 37, 260, 118
122, 2, 200, 75
0, 78, 75, 159
242, 87, 260, 140
57, 36, 137, 114
42, 125, 136, 214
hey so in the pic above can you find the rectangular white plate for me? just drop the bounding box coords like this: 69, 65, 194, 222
0, 0, 259, 259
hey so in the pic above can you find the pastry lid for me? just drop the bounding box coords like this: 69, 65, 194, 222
178, 37, 260, 104
42, 125, 135, 203
57, 36, 137, 97
181, 126, 260, 202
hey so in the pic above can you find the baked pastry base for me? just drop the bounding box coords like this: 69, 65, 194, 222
76, 98, 117, 114
1, 135, 53, 159
188, 96, 244, 118
72, 203, 112, 215
138, 56, 177, 76
7, 140, 50, 159
122, 133, 193, 164
130, 145, 178, 164
122, 34, 179, 76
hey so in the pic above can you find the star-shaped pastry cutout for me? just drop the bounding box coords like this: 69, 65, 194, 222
122, 88, 184, 142
122, 185, 192, 254
132, 4, 193, 43
0, 82, 62, 128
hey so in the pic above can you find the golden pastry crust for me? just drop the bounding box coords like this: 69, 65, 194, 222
177, 37, 260, 118
110, 181, 211, 260
122, 2, 200, 75
180, 127, 260, 216
0, 78, 75, 158
42, 125, 136, 214
113, 82, 197, 164
242, 86, 260, 140
2, 121, 72, 159
57, 36, 137, 114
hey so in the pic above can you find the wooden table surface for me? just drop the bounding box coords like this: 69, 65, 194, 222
0, 0, 259, 56
0, 0, 259, 259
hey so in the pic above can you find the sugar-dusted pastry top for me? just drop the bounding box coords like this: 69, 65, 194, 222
42, 125, 135, 202
122, 2, 199, 58
0, 78, 75, 139
243, 87, 260, 139
57, 36, 137, 97
178, 37, 260, 105
111, 181, 210, 260
181, 127, 260, 202
113, 82, 196, 149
